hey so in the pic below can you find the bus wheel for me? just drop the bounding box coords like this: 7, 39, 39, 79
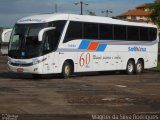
126, 60, 135, 75
135, 60, 144, 74
61, 62, 72, 79
32, 74, 42, 79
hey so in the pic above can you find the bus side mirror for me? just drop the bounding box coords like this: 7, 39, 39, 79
2, 29, 12, 43
38, 27, 56, 42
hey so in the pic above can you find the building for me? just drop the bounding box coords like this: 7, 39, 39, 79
117, 3, 152, 24
117, 3, 160, 55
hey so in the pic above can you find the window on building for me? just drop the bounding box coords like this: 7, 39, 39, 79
131, 16, 136, 20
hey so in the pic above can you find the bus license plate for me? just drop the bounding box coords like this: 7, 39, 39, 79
17, 68, 24, 73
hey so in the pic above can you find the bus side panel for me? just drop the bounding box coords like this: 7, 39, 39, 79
145, 53, 157, 69
144, 43, 158, 69
77, 52, 118, 72
76, 52, 117, 72
57, 51, 78, 73
42, 53, 59, 74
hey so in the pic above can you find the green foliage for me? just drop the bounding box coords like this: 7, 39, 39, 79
146, 0, 160, 27
87, 10, 96, 16
155, 58, 160, 71
152, 57, 160, 71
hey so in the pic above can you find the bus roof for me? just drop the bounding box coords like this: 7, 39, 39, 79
17, 13, 157, 28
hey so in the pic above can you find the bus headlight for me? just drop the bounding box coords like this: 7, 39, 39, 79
32, 60, 40, 65
32, 57, 47, 65
7, 57, 47, 67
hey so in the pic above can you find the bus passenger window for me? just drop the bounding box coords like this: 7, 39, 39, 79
99, 24, 113, 40
50, 21, 66, 42
43, 30, 58, 54
140, 27, 149, 41
64, 22, 82, 43
128, 26, 139, 41
114, 25, 127, 40
149, 28, 157, 41
83, 23, 98, 40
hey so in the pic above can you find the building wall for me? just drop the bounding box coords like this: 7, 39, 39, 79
125, 16, 150, 22
117, 4, 152, 24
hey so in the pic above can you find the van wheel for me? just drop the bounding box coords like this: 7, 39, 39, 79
135, 60, 144, 74
61, 62, 72, 79
126, 60, 135, 75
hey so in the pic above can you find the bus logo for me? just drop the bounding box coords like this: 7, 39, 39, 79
128, 47, 146, 52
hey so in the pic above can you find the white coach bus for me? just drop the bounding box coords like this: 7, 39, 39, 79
8, 14, 159, 78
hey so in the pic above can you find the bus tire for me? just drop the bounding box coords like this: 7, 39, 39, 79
126, 60, 135, 75
32, 74, 42, 79
61, 61, 72, 79
135, 60, 144, 74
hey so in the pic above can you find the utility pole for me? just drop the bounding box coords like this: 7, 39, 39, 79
74, 1, 88, 15
102, 10, 112, 17
55, 3, 58, 13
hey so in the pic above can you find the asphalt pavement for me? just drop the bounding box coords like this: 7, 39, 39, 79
0, 56, 159, 120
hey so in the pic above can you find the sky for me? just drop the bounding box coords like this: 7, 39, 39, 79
0, 0, 155, 27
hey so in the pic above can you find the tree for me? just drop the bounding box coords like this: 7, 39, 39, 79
86, 10, 96, 16
88, 11, 96, 16
146, 0, 160, 27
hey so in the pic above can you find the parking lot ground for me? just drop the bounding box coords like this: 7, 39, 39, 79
0, 56, 160, 120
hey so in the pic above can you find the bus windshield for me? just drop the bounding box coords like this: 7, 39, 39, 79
9, 23, 47, 58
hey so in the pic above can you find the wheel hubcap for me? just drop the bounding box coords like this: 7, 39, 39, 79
137, 63, 142, 73
65, 65, 70, 76
128, 63, 133, 72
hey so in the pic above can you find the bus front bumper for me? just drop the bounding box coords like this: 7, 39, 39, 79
7, 62, 43, 74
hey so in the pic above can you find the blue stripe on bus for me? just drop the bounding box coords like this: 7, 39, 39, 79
96, 44, 107, 51
79, 40, 91, 49
78, 39, 157, 52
